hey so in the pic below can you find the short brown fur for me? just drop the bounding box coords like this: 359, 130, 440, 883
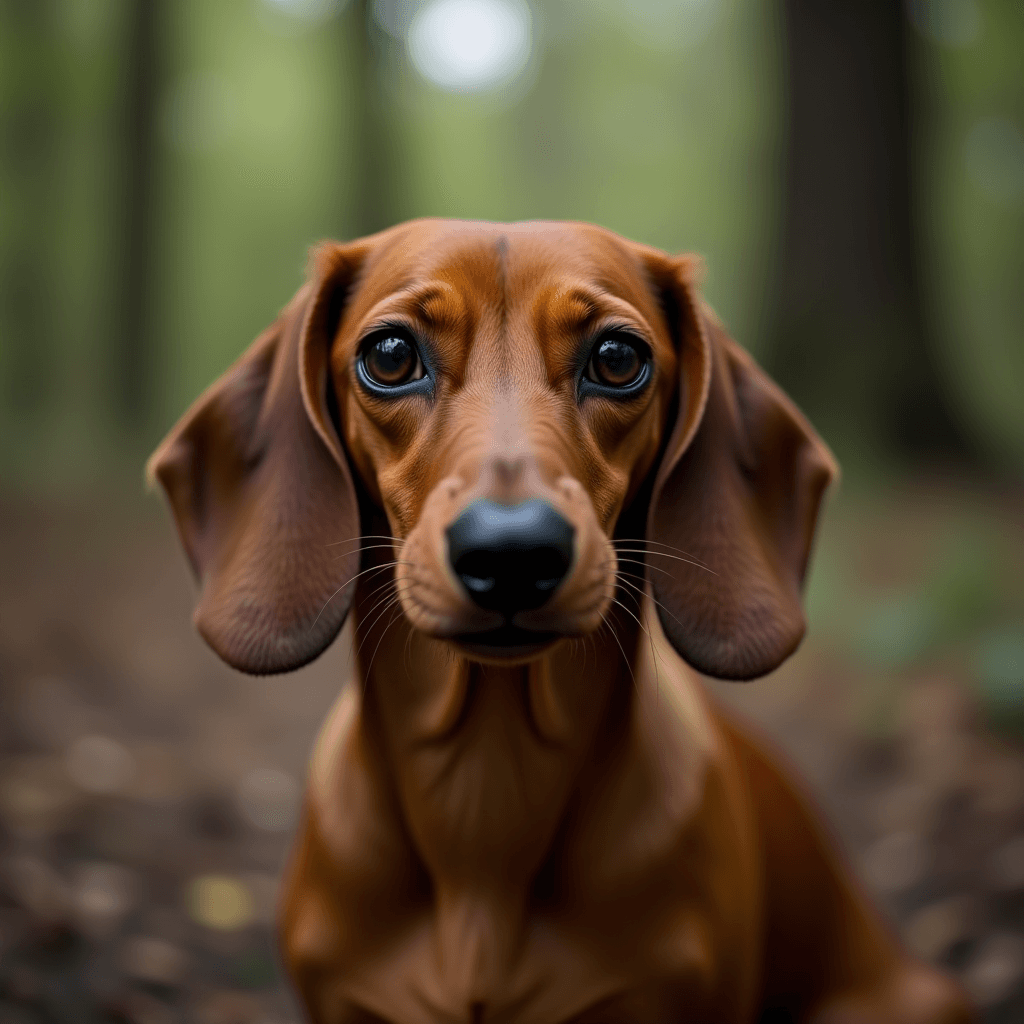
149, 220, 971, 1024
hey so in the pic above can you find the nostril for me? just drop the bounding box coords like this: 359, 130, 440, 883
452, 546, 569, 595
446, 499, 575, 615
452, 550, 497, 596
528, 546, 572, 589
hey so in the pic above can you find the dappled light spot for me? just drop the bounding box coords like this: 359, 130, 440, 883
72, 861, 137, 940
186, 874, 256, 932
65, 734, 135, 795
408, 0, 532, 93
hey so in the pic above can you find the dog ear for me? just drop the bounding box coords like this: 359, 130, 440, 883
644, 256, 838, 681
146, 242, 369, 675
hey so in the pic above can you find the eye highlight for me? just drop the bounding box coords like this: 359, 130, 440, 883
360, 331, 425, 389
584, 333, 649, 391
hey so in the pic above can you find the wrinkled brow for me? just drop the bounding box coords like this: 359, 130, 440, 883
365, 282, 467, 332
411, 284, 462, 328
538, 285, 655, 343
536, 287, 603, 338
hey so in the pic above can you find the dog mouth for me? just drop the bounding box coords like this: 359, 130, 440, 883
451, 624, 560, 661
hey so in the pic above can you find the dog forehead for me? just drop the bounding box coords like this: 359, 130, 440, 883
362, 219, 656, 311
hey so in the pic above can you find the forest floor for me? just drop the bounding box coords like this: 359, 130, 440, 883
0, 480, 1022, 1023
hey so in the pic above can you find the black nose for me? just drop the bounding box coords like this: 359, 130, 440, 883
446, 499, 575, 616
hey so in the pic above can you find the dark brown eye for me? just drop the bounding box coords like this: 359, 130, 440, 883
362, 333, 422, 387
588, 335, 645, 388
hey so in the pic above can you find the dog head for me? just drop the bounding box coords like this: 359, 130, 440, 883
148, 219, 836, 680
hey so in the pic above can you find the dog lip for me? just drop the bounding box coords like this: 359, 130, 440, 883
452, 624, 558, 659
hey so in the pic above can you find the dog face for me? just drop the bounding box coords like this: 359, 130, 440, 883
329, 222, 680, 659
148, 219, 836, 679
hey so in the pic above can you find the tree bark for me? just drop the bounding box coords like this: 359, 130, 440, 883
766, 2, 977, 466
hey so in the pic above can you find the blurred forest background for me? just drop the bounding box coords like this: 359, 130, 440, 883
1, 0, 1023, 1022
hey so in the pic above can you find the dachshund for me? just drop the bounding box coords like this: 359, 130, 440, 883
148, 219, 971, 1024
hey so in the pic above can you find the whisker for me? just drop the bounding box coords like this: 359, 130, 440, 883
311, 560, 406, 633
315, 559, 416, 621
366, 606, 407, 679
599, 555, 675, 580
610, 596, 651, 641
333, 550, 416, 569
356, 580, 415, 635
354, 589, 413, 664
330, 560, 403, 585
611, 549, 717, 575
327, 534, 401, 548
358, 574, 408, 609
601, 612, 639, 699
613, 572, 689, 633
570, 635, 587, 673
358, 565, 450, 651
399, 572, 451, 601
350, 570, 447, 643
328, 543, 402, 557
404, 623, 416, 677
613, 537, 713, 569
611, 596, 660, 702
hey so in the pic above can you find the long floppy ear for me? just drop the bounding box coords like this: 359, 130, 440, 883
644, 256, 838, 681
146, 242, 369, 675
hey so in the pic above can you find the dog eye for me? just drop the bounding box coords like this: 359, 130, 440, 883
362, 332, 424, 387
587, 334, 646, 388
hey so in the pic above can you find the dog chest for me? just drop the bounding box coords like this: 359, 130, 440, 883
307, 903, 751, 1024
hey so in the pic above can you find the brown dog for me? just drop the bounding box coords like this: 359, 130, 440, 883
149, 220, 970, 1024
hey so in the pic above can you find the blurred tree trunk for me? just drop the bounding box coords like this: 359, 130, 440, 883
1, 0, 59, 419
766, 2, 977, 466
345, 0, 396, 237
113, 0, 161, 431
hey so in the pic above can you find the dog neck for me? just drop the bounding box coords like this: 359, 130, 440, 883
307, 561, 716, 1007
318, 572, 643, 994
354, 600, 638, 873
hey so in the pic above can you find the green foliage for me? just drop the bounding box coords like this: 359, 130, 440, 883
916, 0, 1024, 474
804, 484, 1024, 740
1, 0, 1022, 489
1, 0, 782, 488
848, 526, 999, 672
